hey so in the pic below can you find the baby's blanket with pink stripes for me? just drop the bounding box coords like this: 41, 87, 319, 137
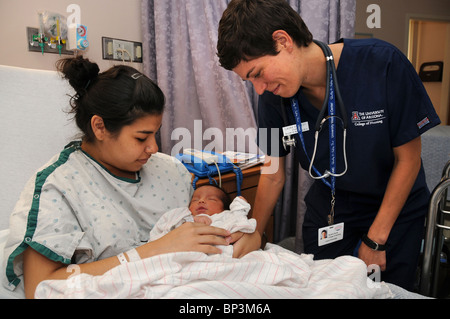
35, 244, 393, 299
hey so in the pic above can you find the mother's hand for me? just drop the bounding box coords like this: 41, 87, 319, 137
231, 231, 262, 258
140, 222, 231, 258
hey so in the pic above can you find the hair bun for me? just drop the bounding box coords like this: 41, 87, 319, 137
56, 56, 100, 93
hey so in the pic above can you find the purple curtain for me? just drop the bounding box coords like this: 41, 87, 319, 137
141, 0, 356, 248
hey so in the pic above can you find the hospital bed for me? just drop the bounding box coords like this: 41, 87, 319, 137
420, 161, 450, 298
0, 64, 430, 299
0, 64, 79, 298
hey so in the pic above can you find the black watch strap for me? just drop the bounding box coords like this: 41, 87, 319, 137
362, 234, 386, 251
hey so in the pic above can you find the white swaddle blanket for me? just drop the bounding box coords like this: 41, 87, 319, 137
149, 197, 255, 240
149, 196, 256, 257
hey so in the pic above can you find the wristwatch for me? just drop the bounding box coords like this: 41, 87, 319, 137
362, 234, 386, 251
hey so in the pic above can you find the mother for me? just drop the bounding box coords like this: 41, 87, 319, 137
2, 56, 230, 298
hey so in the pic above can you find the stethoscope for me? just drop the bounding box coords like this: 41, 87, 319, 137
283, 40, 349, 224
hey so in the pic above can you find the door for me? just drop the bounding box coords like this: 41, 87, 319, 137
408, 18, 450, 125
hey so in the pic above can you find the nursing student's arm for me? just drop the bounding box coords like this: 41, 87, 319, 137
232, 155, 286, 258
23, 222, 230, 298
358, 136, 422, 270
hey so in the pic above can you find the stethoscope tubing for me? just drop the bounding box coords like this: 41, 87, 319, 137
313, 40, 348, 131
309, 117, 348, 180
299, 40, 348, 181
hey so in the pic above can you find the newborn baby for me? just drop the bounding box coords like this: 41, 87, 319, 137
149, 184, 256, 243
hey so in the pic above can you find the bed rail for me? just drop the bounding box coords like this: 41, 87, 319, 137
420, 160, 450, 297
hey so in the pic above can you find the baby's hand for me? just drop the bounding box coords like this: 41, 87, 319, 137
237, 196, 248, 202
193, 215, 212, 226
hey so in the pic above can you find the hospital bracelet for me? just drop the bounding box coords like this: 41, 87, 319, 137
126, 248, 141, 262
117, 253, 128, 264
117, 249, 141, 264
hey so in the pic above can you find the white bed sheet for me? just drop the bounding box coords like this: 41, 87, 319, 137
0, 228, 429, 299
34, 243, 394, 299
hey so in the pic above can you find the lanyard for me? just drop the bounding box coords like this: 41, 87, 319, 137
290, 71, 337, 189
290, 70, 337, 225
328, 70, 337, 193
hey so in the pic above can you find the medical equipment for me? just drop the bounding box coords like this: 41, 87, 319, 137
37, 12, 48, 54
183, 148, 219, 164
176, 149, 243, 195
67, 24, 89, 51
29, 11, 73, 56
286, 40, 348, 225
421, 160, 450, 297
287, 40, 348, 181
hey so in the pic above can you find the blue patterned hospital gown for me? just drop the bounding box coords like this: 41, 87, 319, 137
2, 141, 193, 291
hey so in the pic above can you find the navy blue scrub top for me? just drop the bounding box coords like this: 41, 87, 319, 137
257, 38, 441, 219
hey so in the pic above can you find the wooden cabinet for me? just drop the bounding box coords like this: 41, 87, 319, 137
194, 165, 273, 243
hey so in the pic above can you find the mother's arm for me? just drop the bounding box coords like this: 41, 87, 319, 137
23, 222, 230, 298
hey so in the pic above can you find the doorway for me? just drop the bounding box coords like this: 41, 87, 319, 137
408, 17, 450, 125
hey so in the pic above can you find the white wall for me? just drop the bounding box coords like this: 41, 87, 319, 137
0, 0, 143, 72
2, 0, 449, 71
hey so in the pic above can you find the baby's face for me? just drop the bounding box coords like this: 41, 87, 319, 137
189, 186, 225, 216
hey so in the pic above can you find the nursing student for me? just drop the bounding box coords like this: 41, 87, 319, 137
2, 56, 231, 298
217, 0, 440, 290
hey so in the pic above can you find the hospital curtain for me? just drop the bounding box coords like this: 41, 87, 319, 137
141, 0, 257, 156
141, 0, 356, 249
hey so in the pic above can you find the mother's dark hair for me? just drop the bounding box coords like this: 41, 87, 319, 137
57, 56, 165, 142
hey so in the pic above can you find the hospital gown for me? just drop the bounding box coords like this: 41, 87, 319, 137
1, 141, 193, 292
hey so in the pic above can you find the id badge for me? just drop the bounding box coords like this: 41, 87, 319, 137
282, 124, 298, 137
318, 223, 344, 247
282, 122, 309, 137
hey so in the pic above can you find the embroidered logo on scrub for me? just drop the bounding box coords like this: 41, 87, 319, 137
417, 117, 430, 129
351, 109, 386, 127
